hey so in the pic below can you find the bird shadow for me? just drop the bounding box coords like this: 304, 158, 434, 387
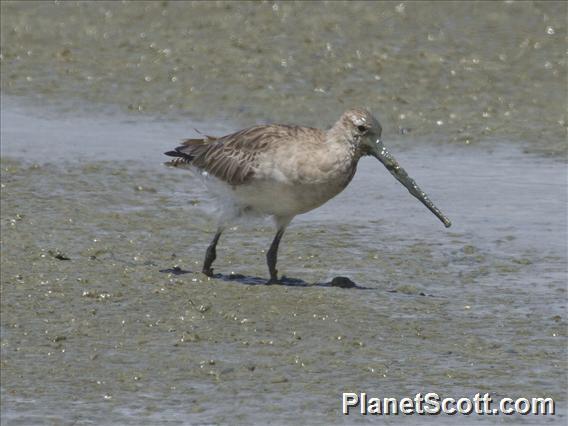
159, 267, 372, 290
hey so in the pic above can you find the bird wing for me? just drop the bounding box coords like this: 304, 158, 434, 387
165, 125, 323, 186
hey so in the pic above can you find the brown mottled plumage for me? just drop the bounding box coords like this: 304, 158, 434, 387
166, 124, 327, 186
165, 108, 451, 283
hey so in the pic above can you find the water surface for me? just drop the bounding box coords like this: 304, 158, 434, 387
1, 1, 566, 424
1, 1, 566, 156
1, 99, 566, 424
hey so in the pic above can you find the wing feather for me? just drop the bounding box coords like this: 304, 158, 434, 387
164, 125, 324, 185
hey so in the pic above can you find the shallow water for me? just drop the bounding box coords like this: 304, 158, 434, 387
1, 1, 567, 424
1, 1, 567, 157
1, 98, 566, 424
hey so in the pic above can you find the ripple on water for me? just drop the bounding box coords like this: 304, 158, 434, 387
1, 103, 567, 422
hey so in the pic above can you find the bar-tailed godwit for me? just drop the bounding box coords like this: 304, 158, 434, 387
165, 108, 451, 283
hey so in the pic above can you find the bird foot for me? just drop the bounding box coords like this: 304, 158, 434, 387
266, 277, 280, 285
202, 267, 215, 277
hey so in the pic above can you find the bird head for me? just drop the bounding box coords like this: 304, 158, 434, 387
338, 108, 452, 228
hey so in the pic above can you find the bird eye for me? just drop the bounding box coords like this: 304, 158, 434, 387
357, 125, 367, 133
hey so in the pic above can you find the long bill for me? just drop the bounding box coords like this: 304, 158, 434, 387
371, 140, 452, 228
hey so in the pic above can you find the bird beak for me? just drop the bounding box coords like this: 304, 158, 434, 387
371, 139, 452, 228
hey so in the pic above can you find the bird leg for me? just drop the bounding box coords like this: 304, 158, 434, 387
202, 228, 223, 277
266, 227, 286, 284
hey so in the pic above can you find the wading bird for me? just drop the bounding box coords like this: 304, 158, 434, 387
165, 108, 451, 284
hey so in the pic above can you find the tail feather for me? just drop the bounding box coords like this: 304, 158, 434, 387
164, 148, 195, 167
164, 150, 191, 158
165, 134, 218, 168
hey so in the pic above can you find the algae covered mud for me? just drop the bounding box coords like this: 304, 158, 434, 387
1, 1, 567, 425
2, 100, 566, 424
1, 1, 566, 156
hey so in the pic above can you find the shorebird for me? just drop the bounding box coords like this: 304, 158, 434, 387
165, 108, 451, 284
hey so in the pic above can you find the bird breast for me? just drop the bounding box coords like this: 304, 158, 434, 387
234, 140, 359, 217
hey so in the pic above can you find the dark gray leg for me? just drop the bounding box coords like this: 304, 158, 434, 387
266, 227, 286, 284
202, 229, 223, 277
